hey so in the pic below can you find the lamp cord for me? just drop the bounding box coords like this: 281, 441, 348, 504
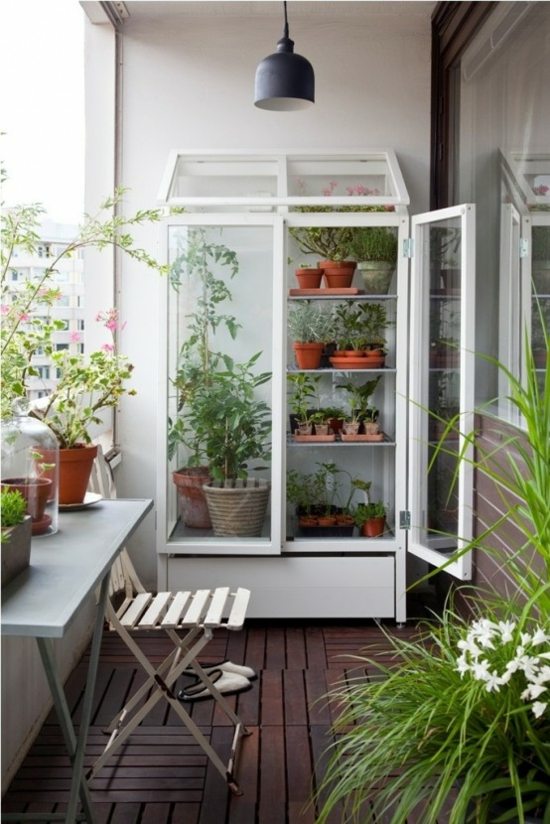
283, 1, 289, 38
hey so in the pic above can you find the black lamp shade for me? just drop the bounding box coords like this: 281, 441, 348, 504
254, 16, 315, 111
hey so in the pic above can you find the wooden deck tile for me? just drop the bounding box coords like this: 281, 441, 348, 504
3, 619, 424, 823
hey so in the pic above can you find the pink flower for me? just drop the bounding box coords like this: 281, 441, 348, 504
69, 331, 82, 343
101, 343, 115, 353
1, 304, 10, 315
534, 184, 549, 196
18, 312, 30, 322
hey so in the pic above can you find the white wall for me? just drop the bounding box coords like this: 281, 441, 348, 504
104, 4, 432, 587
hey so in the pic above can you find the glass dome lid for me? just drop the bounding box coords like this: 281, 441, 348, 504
1, 409, 59, 537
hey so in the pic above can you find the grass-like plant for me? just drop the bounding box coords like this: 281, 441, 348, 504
315, 317, 550, 823
1, 489, 27, 541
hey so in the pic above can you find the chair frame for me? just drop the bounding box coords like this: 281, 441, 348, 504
87, 449, 251, 795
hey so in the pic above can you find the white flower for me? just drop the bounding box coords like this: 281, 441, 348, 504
532, 701, 548, 719
458, 638, 482, 659
484, 671, 502, 693
472, 659, 491, 681
456, 655, 470, 677
532, 628, 549, 646
497, 620, 516, 643
522, 684, 547, 700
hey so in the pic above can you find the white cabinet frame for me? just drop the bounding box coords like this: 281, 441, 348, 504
408, 205, 476, 581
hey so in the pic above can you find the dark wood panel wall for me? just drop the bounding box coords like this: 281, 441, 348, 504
472, 413, 544, 598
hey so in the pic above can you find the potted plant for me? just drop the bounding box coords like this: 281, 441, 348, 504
189, 353, 272, 538
168, 228, 240, 529
337, 377, 381, 439
357, 302, 389, 362
1, 190, 167, 506
1, 488, 32, 587
287, 372, 320, 435
315, 333, 550, 823
288, 302, 333, 369
349, 226, 398, 294
289, 226, 356, 288
353, 500, 386, 537
27, 310, 135, 504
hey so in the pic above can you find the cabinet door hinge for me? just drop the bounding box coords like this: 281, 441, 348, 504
399, 510, 411, 530
403, 238, 414, 259
519, 238, 529, 258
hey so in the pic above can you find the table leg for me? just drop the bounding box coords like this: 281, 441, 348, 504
36, 574, 109, 823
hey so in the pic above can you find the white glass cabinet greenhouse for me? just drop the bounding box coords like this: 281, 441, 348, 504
156, 151, 475, 622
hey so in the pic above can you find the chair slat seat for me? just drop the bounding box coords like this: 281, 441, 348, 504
227, 587, 251, 630
203, 587, 230, 627
138, 592, 172, 628
161, 591, 192, 627
119, 592, 152, 627
180, 589, 211, 627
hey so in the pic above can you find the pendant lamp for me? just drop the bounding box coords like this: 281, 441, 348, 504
254, 1, 315, 111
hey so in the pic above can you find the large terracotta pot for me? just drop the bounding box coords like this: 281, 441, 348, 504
172, 466, 212, 529
293, 342, 324, 369
58, 444, 98, 504
1, 478, 52, 535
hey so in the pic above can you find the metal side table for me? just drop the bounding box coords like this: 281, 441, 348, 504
1, 498, 153, 823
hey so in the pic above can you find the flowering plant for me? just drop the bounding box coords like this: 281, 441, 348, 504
457, 618, 550, 720
1, 189, 167, 421
29, 309, 135, 449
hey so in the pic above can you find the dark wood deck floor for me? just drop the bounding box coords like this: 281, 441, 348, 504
2, 619, 423, 824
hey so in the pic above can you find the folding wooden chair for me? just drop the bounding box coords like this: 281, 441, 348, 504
87, 448, 252, 794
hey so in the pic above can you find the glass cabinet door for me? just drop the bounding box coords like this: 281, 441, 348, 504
526, 215, 550, 382
158, 216, 284, 555
408, 205, 476, 580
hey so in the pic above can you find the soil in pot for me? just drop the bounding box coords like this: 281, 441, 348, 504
172, 466, 212, 529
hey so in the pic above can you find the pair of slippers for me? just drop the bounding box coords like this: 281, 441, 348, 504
178, 660, 257, 702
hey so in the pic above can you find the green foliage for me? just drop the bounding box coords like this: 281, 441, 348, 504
287, 373, 320, 423
353, 499, 385, 526
333, 301, 388, 351
29, 345, 136, 449
315, 599, 550, 824
1, 189, 168, 421
289, 225, 353, 261
184, 353, 271, 481
317, 325, 550, 824
349, 226, 398, 263
336, 377, 380, 423
168, 229, 272, 478
0, 489, 27, 528
287, 302, 333, 343
287, 463, 371, 516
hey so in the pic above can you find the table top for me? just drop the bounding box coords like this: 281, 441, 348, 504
1, 498, 153, 638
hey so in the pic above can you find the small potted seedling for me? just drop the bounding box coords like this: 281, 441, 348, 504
354, 500, 387, 537
287, 373, 320, 436
294, 262, 323, 290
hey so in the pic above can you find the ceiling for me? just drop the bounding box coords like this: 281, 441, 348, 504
121, 2, 436, 22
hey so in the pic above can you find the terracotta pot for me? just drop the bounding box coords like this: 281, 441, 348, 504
295, 268, 323, 289
317, 516, 337, 527
58, 444, 98, 504
320, 260, 356, 289
313, 423, 330, 436
342, 421, 360, 436
361, 517, 385, 538
293, 342, 324, 369
172, 466, 212, 529
296, 422, 313, 436
2, 478, 52, 535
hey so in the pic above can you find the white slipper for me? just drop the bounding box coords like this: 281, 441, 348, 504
184, 660, 257, 681
178, 668, 252, 702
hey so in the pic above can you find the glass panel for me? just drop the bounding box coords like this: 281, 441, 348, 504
288, 155, 393, 199
425, 216, 462, 549
167, 155, 280, 203
167, 224, 274, 544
